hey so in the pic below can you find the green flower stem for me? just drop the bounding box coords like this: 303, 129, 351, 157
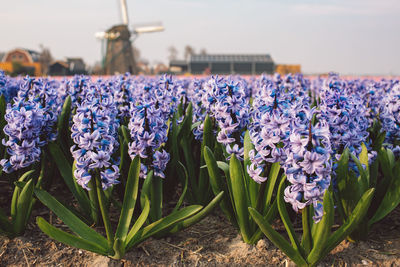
150, 176, 163, 222
95, 175, 114, 248
88, 179, 99, 224
36, 152, 47, 188
302, 205, 312, 255
255, 181, 267, 213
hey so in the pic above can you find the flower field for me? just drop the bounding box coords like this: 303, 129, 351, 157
1, 70, 400, 266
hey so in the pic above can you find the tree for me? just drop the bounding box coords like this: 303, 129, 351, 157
38, 44, 53, 75
184, 45, 195, 60
168, 46, 178, 61
200, 48, 207, 55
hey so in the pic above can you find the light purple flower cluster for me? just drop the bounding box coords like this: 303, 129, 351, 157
67, 75, 91, 108
247, 75, 294, 183
283, 107, 332, 222
319, 74, 370, 159
127, 76, 172, 179
202, 76, 250, 160
189, 78, 210, 141
1, 77, 61, 173
0, 70, 19, 102
380, 81, 400, 152
70, 83, 120, 190
111, 73, 136, 119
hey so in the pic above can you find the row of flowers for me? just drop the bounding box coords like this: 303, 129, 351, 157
0, 70, 399, 265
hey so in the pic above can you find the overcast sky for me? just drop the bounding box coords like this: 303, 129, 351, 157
1, 0, 400, 75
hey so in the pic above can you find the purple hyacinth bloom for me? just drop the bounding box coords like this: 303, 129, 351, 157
127, 76, 172, 179
282, 105, 332, 223
1, 76, 61, 173
70, 81, 120, 190
247, 163, 266, 184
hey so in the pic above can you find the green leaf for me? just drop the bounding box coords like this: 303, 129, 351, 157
350, 152, 369, 191
48, 143, 91, 216
301, 206, 312, 255
369, 161, 400, 225
11, 170, 35, 221
125, 196, 150, 247
277, 176, 303, 255
264, 162, 281, 208
198, 114, 213, 204
14, 181, 27, 189
140, 170, 153, 211
114, 157, 140, 242
249, 208, 308, 266
387, 148, 395, 168
203, 146, 236, 224
168, 191, 224, 234
177, 103, 193, 140
126, 205, 202, 249
336, 149, 349, 183
243, 130, 258, 208
359, 143, 369, 170
34, 188, 109, 248
149, 175, 163, 222
230, 154, 251, 243
57, 96, 71, 136
374, 148, 395, 207
121, 125, 131, 144
173, 162, 189, 212
190, 121, 201, 131
216, 161, 230, 174
56, 96, 72, 158
112, 238, 124, 259
118, 139, 129, 182
307, 191, 335, 265
320, 188, 375, 261
336, 149, 362, 219
14, 178, 34, 235
248, 199, 278, 244
36, 217, 108, 255
372, 131, 386, 151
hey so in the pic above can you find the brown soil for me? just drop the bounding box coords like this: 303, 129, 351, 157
1, 205, 400, 267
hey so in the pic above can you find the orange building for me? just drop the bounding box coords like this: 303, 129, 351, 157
0, 48, 42, 76
275, 64, 301, 75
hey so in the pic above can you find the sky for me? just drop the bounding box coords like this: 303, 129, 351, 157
1, 0, 400, 75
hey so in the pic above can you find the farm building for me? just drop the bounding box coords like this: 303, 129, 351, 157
170, 54, 275, 75
0, 48, 42, 76
48, 58, 87, 76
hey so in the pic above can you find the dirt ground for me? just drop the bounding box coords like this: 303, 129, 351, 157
1, 175, 400, 267
1, 204, 400, 267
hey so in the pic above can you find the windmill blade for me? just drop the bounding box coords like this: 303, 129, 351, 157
133, 22, 165, 34
120, 0, 129, 25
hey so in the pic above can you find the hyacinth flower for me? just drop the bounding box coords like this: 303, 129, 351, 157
282, 107, 332, 222
163, 76, 218, 205
204, 75, 289, 244
248, 74, 294, 184
0, 76, 63, 237
205, 76, 250, 159
249, 106, 375, 266
164, 76, 217, 205
0, 70, 19, 103
33, 76, 221, 258
126, 101, 170, 222
319, 74, 371, 159
333, 80, 400, 241
380, 81, 400, 152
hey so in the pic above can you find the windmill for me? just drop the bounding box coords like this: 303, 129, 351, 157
95, 0, 164, 75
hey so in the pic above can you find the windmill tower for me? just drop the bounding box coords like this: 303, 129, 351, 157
96, 0, 164, 75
